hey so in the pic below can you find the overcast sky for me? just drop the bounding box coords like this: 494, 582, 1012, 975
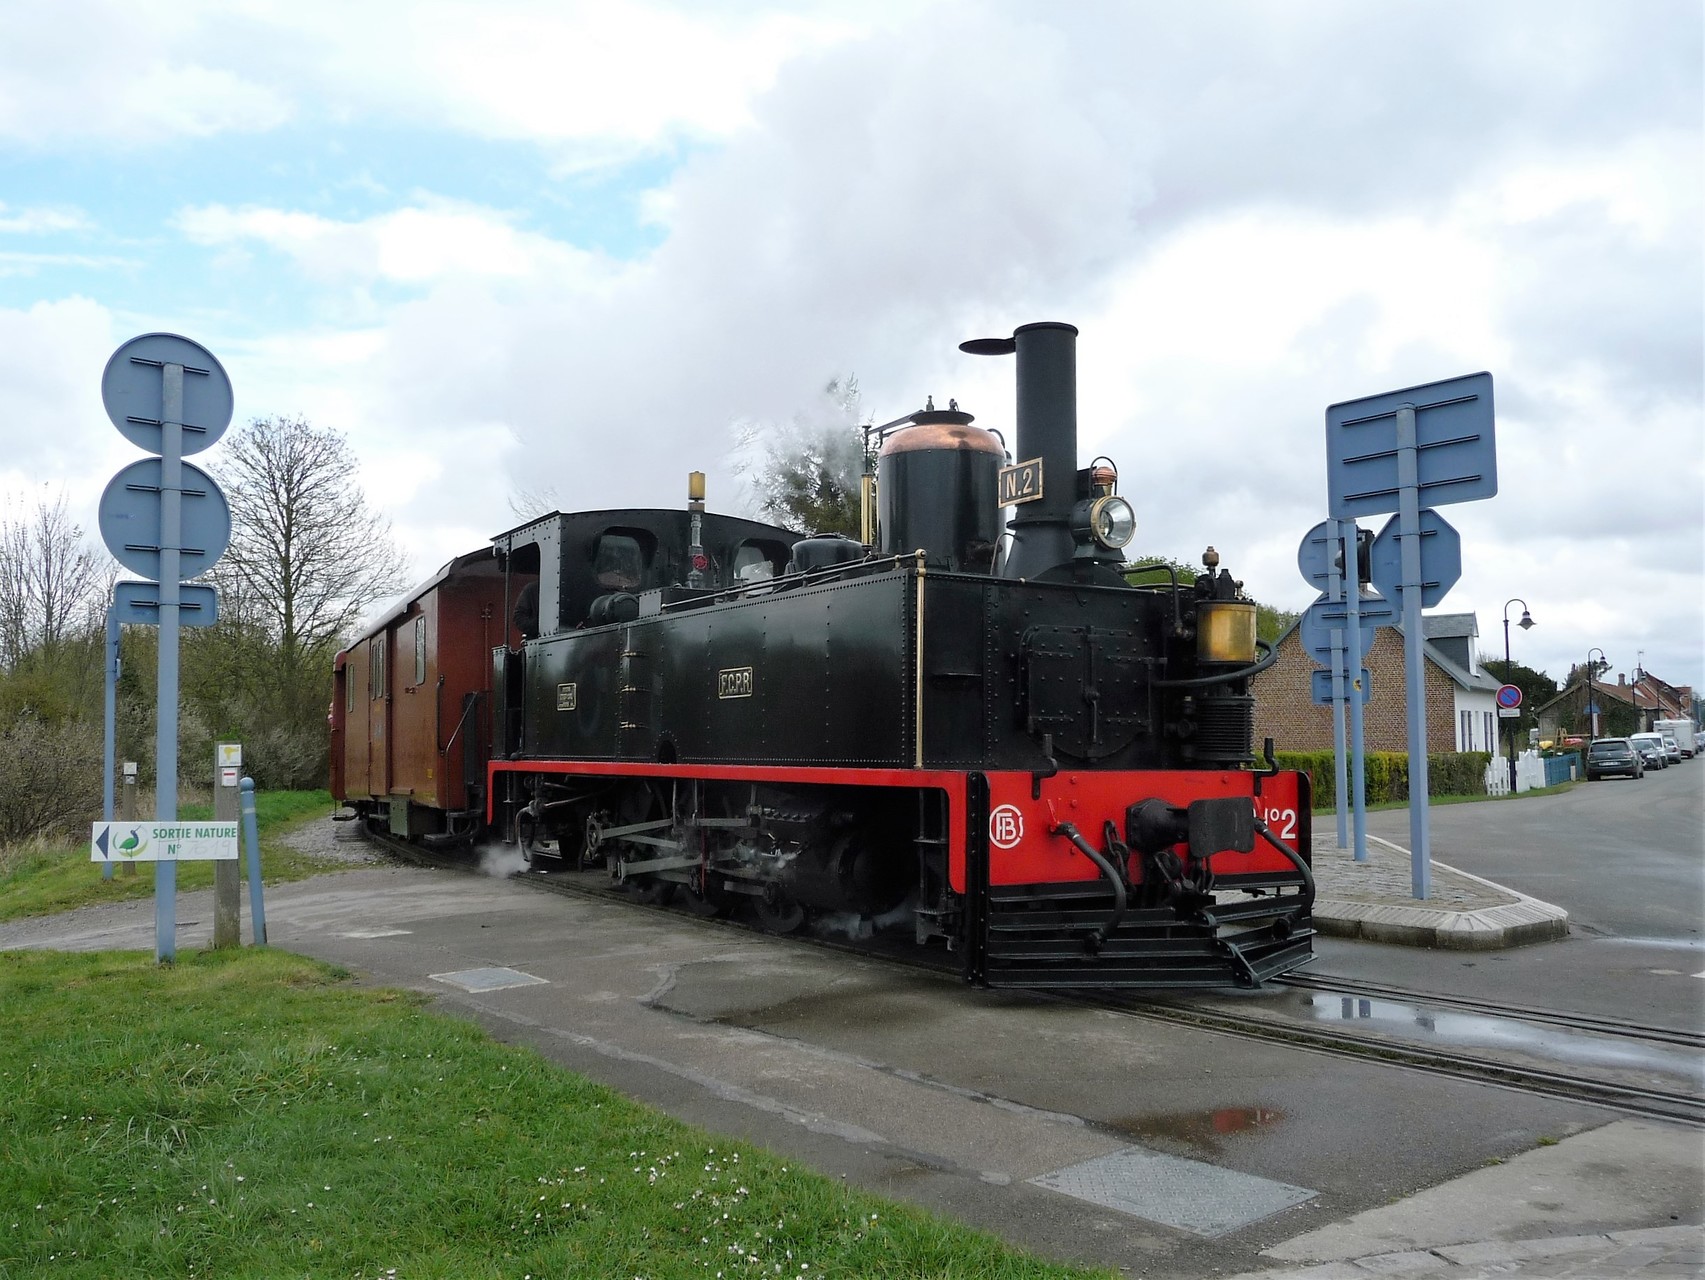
2, 0, 1699, 691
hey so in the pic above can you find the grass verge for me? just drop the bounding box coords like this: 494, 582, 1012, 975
0, 948, 1104, 1280
0, 791, 341, 924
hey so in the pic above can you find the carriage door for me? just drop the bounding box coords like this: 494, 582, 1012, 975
368, 632, 392, 796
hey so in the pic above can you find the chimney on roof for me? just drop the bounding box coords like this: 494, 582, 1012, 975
1618, 673, 1627, 687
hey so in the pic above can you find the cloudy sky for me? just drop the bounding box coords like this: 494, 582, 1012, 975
2, 0, 1700, 690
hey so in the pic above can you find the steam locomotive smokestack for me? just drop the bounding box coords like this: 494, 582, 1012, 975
961, 320, 1080, 580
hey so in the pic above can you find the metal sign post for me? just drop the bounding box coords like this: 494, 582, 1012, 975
1326, 372, 1496, 899
1393, 405, 1432, 897
101, 605, 119, 881
1342, 535, 1370, 863
1298, 519, 1390, 863
96, 333, 232, 963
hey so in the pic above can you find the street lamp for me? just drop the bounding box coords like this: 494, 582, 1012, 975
1502, 598, 1534, 791
1586, 646, 1607, 743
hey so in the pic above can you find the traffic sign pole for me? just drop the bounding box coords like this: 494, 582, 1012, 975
1396, 405, 1432, 899
1325, 368, 1495, 901
98, 332, 233, 965
1343, 527, 1370, 864
155, 362, 184, 961
1323, 519, 1348, 849
101, 605, 118, 882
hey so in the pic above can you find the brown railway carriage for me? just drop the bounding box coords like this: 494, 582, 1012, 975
333, 548, 528, 840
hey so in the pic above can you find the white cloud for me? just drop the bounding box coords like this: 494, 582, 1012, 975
3, 0, 1699, 687
0, 203, 93, 234
0, 0, 863, 153
173, 200, 615, 289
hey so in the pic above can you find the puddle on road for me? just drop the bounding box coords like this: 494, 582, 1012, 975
1305, 995, 1704, 1083
1110, 1105, 1287, 1154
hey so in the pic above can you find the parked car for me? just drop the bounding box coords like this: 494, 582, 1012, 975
1586, 738, 1644, 780
1629, 733, 1668, 769
1653, 719, 1697, 758
1661, 735, 1683, 764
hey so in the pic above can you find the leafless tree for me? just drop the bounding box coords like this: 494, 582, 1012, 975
213, 415, 410, 674
0, 488, 104, 673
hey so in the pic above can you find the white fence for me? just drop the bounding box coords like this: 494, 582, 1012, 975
1484, 750, 1548, 796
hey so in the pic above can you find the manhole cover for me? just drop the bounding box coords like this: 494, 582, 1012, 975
430, 967, 549, 993
1031, 1146, 1314, 1237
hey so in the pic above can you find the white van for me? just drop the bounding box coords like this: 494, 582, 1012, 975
1652, 719, 1697, 759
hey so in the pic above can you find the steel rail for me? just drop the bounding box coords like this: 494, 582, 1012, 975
1083, 995, 1705, 1128
354, 825, 1704, 1128
1277, 972, 1705, 1051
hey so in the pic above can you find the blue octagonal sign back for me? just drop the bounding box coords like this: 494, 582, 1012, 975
1367, 509, 1462, 610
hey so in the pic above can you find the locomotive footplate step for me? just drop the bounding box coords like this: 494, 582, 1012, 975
978, 880, 1314, 989
1031, 1146, 1316, 1237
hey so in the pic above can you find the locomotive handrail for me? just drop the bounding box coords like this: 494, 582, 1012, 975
441, 687, 482, 758
657, 551, 916, 611
1123, 560, 1187, 636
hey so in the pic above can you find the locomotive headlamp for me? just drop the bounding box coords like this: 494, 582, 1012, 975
1072, 494, 1135, 550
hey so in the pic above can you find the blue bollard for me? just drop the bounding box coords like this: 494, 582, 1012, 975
239, 777, 267, 945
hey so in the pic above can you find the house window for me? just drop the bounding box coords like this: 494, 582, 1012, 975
414, 616, 427, 686
1460, 710, 1471, 750
1484, 711, 1494, 753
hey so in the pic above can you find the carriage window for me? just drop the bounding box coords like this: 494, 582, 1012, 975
733, 542, 777, 582
370, 637, 386, 699
414, 616, 427, 686
592, 534, 644, 591
344, 665, 354, 714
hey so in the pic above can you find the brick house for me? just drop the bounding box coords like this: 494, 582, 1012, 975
1534, 667, 1694, 741
1252, 609, 1503, 756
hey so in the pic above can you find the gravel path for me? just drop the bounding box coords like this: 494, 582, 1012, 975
280, 813, 384, 866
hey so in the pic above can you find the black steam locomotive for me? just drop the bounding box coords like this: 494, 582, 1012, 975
331, 322, 1314, 989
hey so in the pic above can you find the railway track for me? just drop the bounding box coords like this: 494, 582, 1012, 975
1087, 993, 1705, 1129
355, 824, 1705, 1129
1276, 972, 1705, 1052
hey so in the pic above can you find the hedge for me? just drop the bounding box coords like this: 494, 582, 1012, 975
1275, 750, 1493, 809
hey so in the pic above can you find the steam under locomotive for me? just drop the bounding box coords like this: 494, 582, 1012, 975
330, 321, 1315, 988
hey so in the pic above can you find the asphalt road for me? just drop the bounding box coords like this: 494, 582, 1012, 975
1306, 759, 1703, 1033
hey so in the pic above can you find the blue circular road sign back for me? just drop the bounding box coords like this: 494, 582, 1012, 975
97, 458, 232, 582
101, 332, 233, 456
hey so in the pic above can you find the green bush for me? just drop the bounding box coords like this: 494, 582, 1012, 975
1276, 749, 1493, 809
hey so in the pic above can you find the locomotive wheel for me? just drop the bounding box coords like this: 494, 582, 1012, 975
681, 866, 736, 918
751, 884, 805, 935
632, 878, 677, 907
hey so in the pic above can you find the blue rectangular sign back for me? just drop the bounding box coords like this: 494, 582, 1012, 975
1326, 371, 1496, 518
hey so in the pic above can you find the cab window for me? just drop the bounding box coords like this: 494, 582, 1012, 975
592, 533, 645, 591
733, 541, 782, 582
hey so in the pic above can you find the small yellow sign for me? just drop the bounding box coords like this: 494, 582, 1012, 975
217, 742, 243, 768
